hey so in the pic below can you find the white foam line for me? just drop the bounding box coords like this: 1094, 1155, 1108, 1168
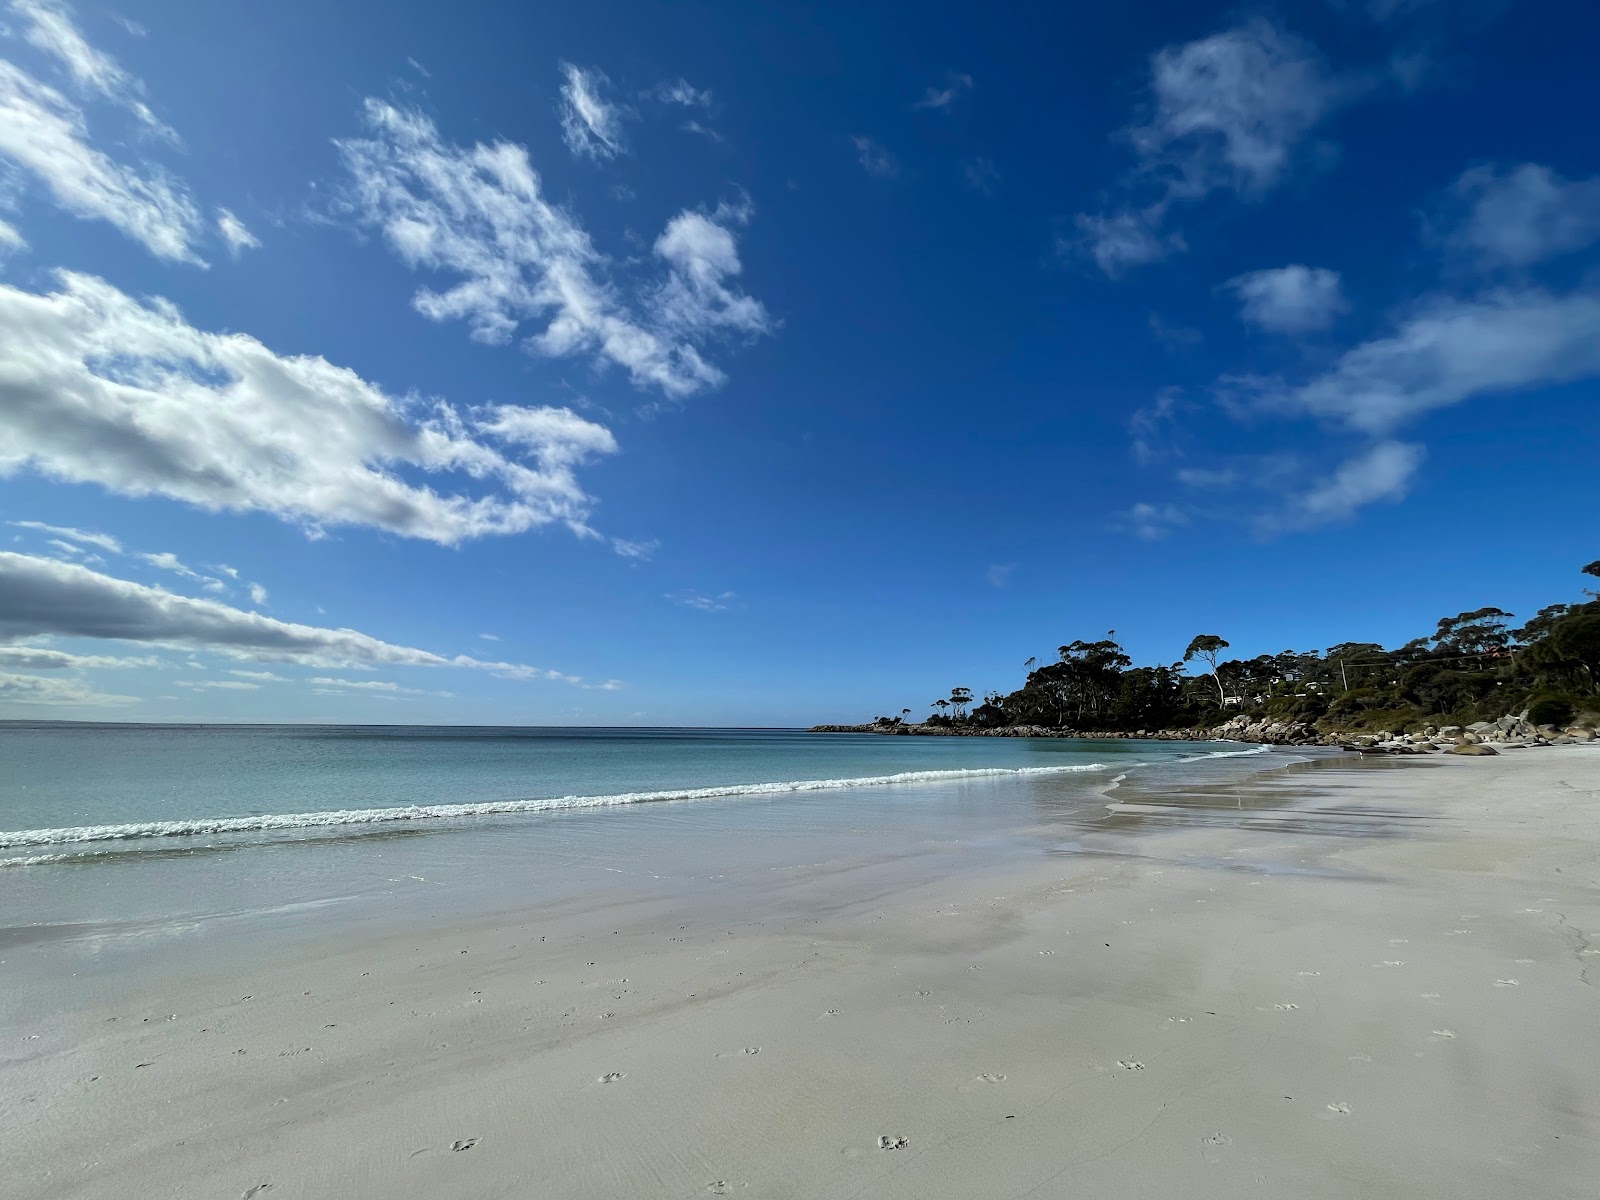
0, 764, 1109, 851
1176, 745, 1274, 762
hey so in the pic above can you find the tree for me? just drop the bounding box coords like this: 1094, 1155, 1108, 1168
933, 699, 950, 719
1183, 634, 1231, 705
1432, 608, 1513, 663
949, 687, 973, 719
901, 708, 912, 724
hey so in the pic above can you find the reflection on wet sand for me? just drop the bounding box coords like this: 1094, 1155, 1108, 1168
1041, 752, 1445, 875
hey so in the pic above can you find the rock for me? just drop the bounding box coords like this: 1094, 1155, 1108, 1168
1568, 728, 1596, 742
1466, 721, 1494, 733
1459, 732, 1481, 744
1449, 743, 1500, 756
1438, 725, 1462, 737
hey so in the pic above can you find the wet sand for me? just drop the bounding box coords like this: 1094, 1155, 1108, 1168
7, 747, 1599, 1198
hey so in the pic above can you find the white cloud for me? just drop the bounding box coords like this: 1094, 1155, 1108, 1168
1076, 20, 1351, 275
985, 563, 1016, 588
0, 270, 619, 544
309, 676, 450, 697
559, 63, 627, 160
656, 79, 711, 108
914, 72, 973, 111
138, 550, 225, 591
0, 669, 136, 705
215, 207, 259, 256
1440, 163, 1600, 269
477, 632, 499, 641
1272, 288, 1600, 433
1073, 210, 1180, 277
175, 678, 259, 690
853, 136, 898, 178
9, 0, 169, 134
651, 206, 772, 339
610, 537, 657, 560
0, 552, 593, 683
337, 101, 768, 396
1276, 440, 1424, 527
0, 644, 155, 668
9, 519, 120, 551
1227, 265, 1347, 332
227, 668, 286, 681
247, 581, 268, 606
0, 59, 202, 261
668, 589, 737, 612
1117, 502, 1190, 541
0, 215, 24, 252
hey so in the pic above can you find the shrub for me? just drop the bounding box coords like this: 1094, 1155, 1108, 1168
1527, 694, 1576, 728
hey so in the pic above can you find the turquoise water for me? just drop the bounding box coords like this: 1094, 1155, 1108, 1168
0, 724, 1286, 963
0, 723, 1240, 854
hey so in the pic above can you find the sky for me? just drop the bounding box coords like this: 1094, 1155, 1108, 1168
0, 0, 1596, 726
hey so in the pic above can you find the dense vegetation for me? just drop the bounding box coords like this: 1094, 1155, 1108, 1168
884, 561, 1600, 735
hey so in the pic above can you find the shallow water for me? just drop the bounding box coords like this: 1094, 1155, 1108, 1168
0, 723, 1297, 969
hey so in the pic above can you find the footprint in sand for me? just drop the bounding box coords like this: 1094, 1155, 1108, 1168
450, 1139, 478, 1152
1297, 971, 1321, 977
1038, 950, 1055, 956
716, 1048, 761, 1058
1116, 1060, 1145, 1071
1429, 1030, 1456, 1040
243, 1187, 273, 1199
600, 1072, 626, 1083
706, 1183, 746, 1195
1200, 1133, 1233, 1164
1494, 979, 1519, 987
976, 1073, 1007, 1083
1326, 1102, 1351, 1115
1273, 1003, 1300, 1011
878, 1136, 909, 1150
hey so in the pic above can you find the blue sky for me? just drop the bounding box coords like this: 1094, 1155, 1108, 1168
0, 0, 1595, 725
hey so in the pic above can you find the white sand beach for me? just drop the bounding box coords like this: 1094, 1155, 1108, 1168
8, 747, 1599, 1199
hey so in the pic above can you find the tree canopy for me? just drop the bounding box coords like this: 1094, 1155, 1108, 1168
902, 561, 1600, 735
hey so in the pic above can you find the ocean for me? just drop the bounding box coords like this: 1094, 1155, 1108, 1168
0, 723, 1289, 967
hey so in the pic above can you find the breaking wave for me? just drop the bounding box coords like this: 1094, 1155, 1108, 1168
0, 763, 1109, 853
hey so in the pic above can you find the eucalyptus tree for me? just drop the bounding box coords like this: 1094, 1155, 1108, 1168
1183, 634, 1231, 705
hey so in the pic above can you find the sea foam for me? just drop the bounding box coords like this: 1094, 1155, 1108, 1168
0, 763, 1108, 851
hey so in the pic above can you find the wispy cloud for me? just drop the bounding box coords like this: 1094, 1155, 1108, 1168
1257, 287, 1600, 433
985, 563, 1016, 588
853, 136, 898, 179
337, 101, 770, 396
1226, 265, 1347, 333
0, 59, 203, 261
215, 207, 259, 256
0, 552, 599, 684
9, 519, 121, 552
668, 589, 737, 612
1270, 441, 1425, 529
9, 0, 171, 134
559, 63, 628, 160
1435, 163, 1600, 269
656, 78, 711, 108
914, 72, 973, 111
0, 670, 136, 706
1116, 502, 1190, 541
1075, 19, 1353, 275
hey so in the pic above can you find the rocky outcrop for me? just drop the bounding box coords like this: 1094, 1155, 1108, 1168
808, 708, 1599, 753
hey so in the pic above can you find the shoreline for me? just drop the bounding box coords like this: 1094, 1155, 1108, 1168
9, 747, 1599, 1198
